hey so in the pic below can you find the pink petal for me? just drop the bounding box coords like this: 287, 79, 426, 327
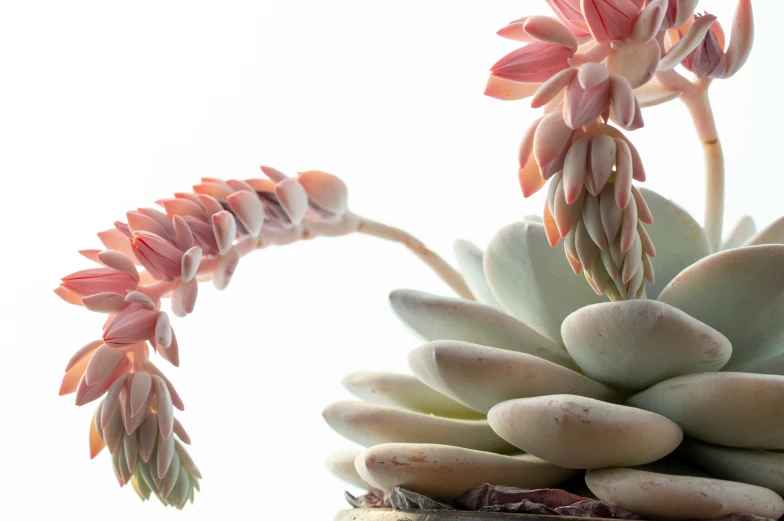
196, 194, 224, 217
171, 279, 198, 318
723, 0, 753, 78
75, 356, 131, 406
259, 165, 288, 182
97, 228, 135, 259
213, 249, 240, 291
564, 72, 611, 129
519, 154, 545, 198
491, 42, 574, 83
523, 16, 579, 51
139, 414, 158, 463
173, 419, 191, 445
226, 179, 256, 193
484, 75, 540, 101
83, 292, 131, 314
211, 211, 237, 255
154, 376, 174, 439
180, 246, 202, 284
101, 374, 128, 429
563, 136, 590, 204
124, 290, 155, 309
60, 351, 92, 396
609, 76, 637, 129
97, 250, 139, 281
658, 13, 718, 70
130, 372, 152, 417
192, 182, 233, 200
157, 431, 175, 480
631, 0, 667, 43
614, 138, 634, 209
85, 344, 125, 386
90, 410, 106, 459
136, 208, 175, 236
582, 0, 639, 42
157, 330, 180, 367
227, 191, 265, 236
160, 198, 207, 221
172, 216, 195, 252
578, 62, 610, 90
533, 112, 575, 179
531, 68, 578, 109
54, 286, 84, 306
620, 198, 638, 252
589, 134, 616, 195
144, 361, 184, 411
124, 430, 138, 473
127, 211, 170, 238
275, 179, 309, 225
297, 170, 349, 215
154, 311, 173, 349
65, 340, 103, 372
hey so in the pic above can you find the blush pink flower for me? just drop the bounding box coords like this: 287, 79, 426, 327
103, 303, 160, 347
131, 232, 184, 282
681, 16, 726, 78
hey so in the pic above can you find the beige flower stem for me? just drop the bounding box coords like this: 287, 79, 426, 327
356, 216, 475, 300
657, 72, 724, 251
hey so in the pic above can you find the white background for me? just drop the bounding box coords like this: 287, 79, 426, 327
0, 1, 780, 519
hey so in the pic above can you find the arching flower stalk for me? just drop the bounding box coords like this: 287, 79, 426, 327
486, 0, 754, 295
57, 167, 473, 508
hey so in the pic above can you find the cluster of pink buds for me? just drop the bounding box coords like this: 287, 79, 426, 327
57, 167, 356, 507
486, 0, 753, 299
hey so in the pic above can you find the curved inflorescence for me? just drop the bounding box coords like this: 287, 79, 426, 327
57, 167, 370, 507
486, 0, 753, 299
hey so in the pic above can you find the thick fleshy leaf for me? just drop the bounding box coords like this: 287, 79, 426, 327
322, 401, 514, 453
629, 372, 784, 449
721, 215, 756, 250
342, 371, 484, 419
658, 245, 784, 370
484, 221, 604, 344
488, 395, 683, 469
562, 300, 731, 392
586, 468, 784, 521
638, 188, 711, 298
452, 240, 502, 310
744, 216, 784, 247
356, 443, 576, 502
325, 449, 368, 489
409, 340, 621, 413
389, 289, 574, 368
676, 438, 784, 496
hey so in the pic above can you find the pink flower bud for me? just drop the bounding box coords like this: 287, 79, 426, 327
546, 0, 591, 40
131, 231, 184, 281
60, 267, 139, 298
490, 42, 574, 83
582, 0, 640, 43
682, 17, 726, 78
103, 303, 159, 346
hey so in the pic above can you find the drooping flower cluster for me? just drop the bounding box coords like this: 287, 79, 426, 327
57, 167, 357, 507
486, 0, 753, 299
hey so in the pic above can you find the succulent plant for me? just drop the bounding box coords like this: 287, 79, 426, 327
55, 0, 784, 519
322, 1, 784, 520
